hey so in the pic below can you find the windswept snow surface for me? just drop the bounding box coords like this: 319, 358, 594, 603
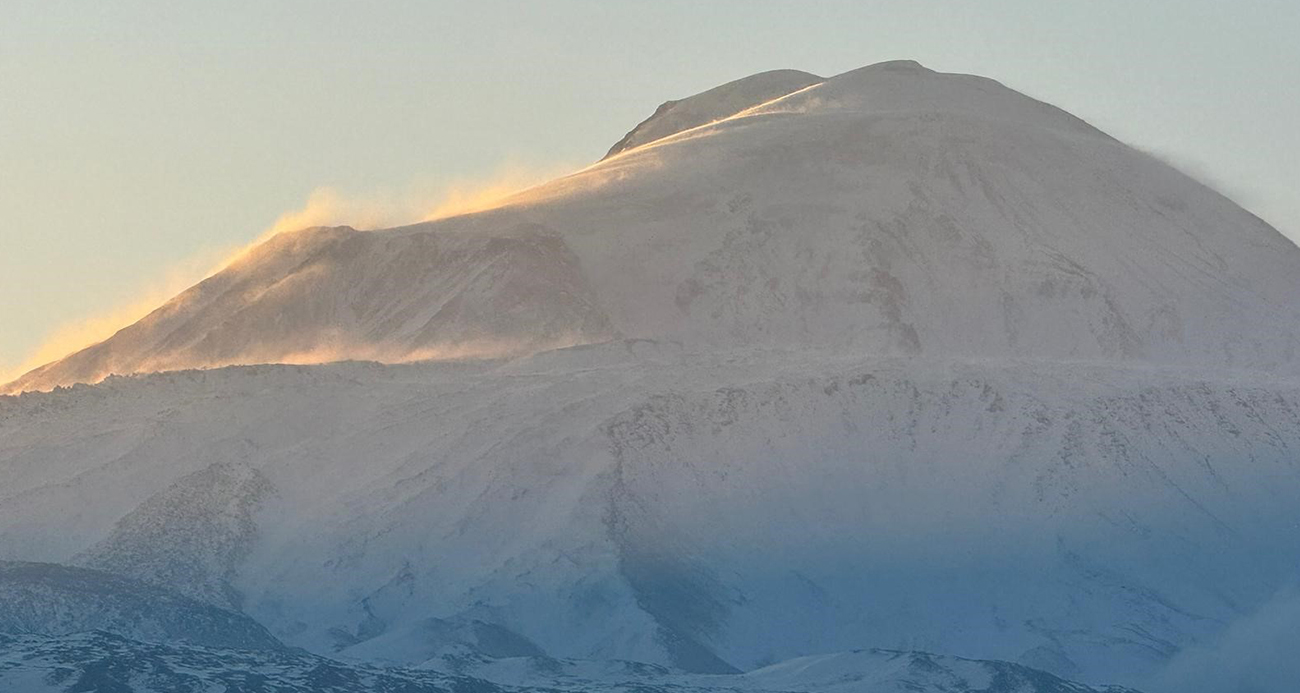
1, 61, 1299, 692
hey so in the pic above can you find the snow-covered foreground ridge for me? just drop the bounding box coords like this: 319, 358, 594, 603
2, 60, 1299, 692
0, 630, 1141, 693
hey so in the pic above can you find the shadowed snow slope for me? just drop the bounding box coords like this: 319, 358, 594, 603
0, 562, 282, 651
8, 60, 1299, 393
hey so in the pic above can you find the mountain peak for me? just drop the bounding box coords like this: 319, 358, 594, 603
853, 58, 930, 72
603, 68, 823, 159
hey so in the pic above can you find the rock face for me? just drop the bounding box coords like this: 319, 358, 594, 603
1, 61, 1298, 692
75, 459, 273, 610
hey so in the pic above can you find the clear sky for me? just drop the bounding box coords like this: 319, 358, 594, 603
3, 0, 1297, 379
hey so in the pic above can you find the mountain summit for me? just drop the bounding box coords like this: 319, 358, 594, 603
7, 60, 1300, 394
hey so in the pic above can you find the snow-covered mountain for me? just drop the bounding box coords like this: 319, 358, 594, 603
8, 60, 1299, 394
2, 61, 1299, 692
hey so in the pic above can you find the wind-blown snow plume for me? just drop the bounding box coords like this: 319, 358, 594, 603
2, 164, 576, 387
422, 163, 578, 220
264, 188, 414, 237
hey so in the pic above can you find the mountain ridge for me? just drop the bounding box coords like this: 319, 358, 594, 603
0, 630, 1144, 693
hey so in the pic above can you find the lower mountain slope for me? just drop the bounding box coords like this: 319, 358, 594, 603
1, 346, 1296, 689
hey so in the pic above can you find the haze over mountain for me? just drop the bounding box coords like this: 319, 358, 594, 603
2, 61, 1299, 693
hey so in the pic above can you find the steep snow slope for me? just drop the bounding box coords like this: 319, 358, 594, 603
1, 347, 1298, 688
0, 631, 1140, 693
9, 60, 1300, 393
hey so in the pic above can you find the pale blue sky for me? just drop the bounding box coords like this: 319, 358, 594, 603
3, 0, 1297, 376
